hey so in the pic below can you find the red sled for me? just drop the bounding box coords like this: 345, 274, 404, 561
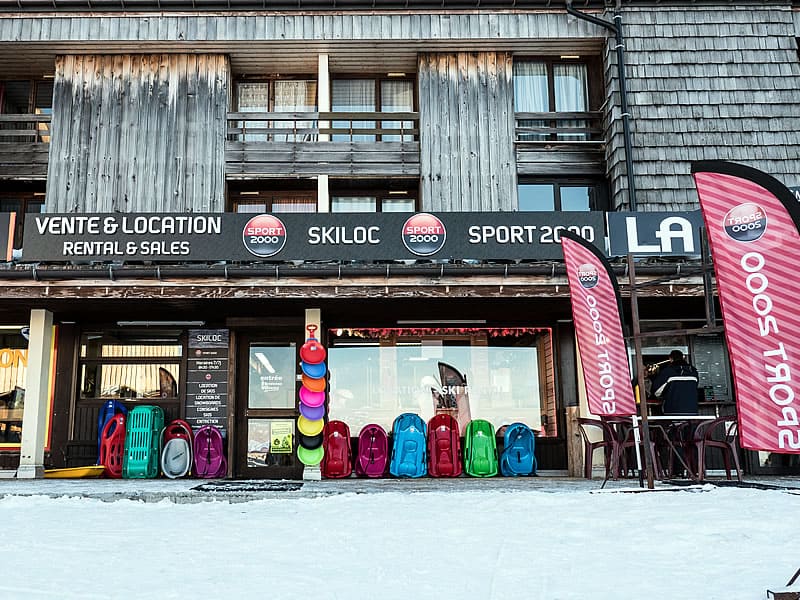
355, 424, 388, 478
99, 413, 126, 478
428, 413, 462, 477
321, 420, 352, 478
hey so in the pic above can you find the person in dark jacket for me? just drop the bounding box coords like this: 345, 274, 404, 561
651, 350, 700, 415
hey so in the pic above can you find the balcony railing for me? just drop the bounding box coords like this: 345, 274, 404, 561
226, 111, 421, 178
0, 113, 51, 180
227, 111, 419, 143
514, 111, 603, 146
515, 111, 604, 176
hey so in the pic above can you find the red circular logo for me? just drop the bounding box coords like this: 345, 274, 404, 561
242, 214, 287, 258
723, 203, 767, 243
401, 213, 446, 256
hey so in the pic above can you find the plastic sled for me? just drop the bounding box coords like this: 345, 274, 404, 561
428, 413, 462, 477
194, 425, 227, 478
500, 422, 537, 477
299, 431, 324, 450
161, 419, 194, 479
321, 420, 352, 478
99, 413, 127, 478
299, 401, 325, 421
301, 361, 326, 379
299, 386, 326, 408
356, 424, 388, 478
298, 444, 324, 466
302, 374, 327, 393
300, 324, 327, 364
122, 405, 165, 479
298, 415, 324, 437
389, 413, 427, 478
44, 465, 106, 478
464, 419, 498, 477
96, 399, 127, 463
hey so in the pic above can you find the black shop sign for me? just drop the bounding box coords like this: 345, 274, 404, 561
21, 211, 605, 262
185, 329, 229, 435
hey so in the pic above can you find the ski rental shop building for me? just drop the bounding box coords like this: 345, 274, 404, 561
0, 0, 799, 480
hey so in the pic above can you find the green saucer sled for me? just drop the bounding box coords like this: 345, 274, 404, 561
298, 444, 324, 466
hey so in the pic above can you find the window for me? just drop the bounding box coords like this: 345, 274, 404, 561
513, 59, 594, 141
0, 188, 46, 249
330, 180, 417, 213
518, 180, 606, 211
331, 77, 415, 142
79, 331, 183, 402
235, 79, 317, 142
0, 327, 29, 447
328, 328, 557, 437
229, 181, 318, 214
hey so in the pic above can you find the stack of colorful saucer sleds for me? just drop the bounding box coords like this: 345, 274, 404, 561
297, 325, 327, 466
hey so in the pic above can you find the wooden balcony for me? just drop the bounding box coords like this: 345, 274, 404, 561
0, 114, 51, 180
225, 111, 420, 179
515, 111, 605, 176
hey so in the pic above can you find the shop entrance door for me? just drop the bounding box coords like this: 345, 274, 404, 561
235, 332, 303, 479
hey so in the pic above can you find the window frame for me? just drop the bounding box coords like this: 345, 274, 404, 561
330, 74, 417, 142
517, 177, 608, 212
329, 179, 419, 213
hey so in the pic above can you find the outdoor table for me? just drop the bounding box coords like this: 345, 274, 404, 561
629, 415, 716, 482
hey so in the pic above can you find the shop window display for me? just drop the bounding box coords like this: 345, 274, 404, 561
79, 331, 182, 401
0, 328, 28, 446
328, 328, 557, 438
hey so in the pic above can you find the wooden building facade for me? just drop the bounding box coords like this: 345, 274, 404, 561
0, 0, 799, 478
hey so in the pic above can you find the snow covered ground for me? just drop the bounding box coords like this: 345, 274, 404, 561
1, 480, 798, 599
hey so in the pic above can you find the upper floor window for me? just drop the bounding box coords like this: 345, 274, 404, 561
518, 179, 606, 212
229, 181, 317, 214
1, 79, 53, 143
235, 79, 317, 142
0, 187, 45, 250
513, 59, 593, 142
330, 179, 417, 213
331, 76, 415, 142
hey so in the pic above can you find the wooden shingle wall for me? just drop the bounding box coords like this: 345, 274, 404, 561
46, 54, 228, 213
610, 5, 800, 211
419, 52, 516, 212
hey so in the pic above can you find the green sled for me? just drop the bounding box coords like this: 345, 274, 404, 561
463, 419, 498, 477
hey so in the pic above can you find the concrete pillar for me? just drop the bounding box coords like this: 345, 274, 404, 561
302, 308, 323, 481
17, 309, 54, 478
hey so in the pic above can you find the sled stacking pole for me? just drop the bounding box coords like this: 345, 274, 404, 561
627, 254, 656, 490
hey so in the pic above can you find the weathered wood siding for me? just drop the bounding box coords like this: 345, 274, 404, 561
46, 54, 228, 213
608, 6, 800, 210
419, 52, 516, 212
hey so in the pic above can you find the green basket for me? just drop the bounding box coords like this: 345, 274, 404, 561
122, 405, 165, 479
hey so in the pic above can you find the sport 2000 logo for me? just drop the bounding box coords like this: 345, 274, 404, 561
723, 202, 767, 243
401, 213, 446, 256
577, 263, 599, 289
242, 214, 287, 258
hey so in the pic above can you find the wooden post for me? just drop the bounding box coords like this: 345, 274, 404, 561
627, 255, 655, 489
17, 309, 54, 479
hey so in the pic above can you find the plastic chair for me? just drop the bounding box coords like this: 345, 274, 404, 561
577, 417, 615, 479
692, 416, 742, 481
609, 417, 664, 480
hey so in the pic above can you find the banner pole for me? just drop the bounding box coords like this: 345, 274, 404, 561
628, 253, 655, 489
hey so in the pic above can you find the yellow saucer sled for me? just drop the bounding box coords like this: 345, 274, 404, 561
44, 465, 106, 478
